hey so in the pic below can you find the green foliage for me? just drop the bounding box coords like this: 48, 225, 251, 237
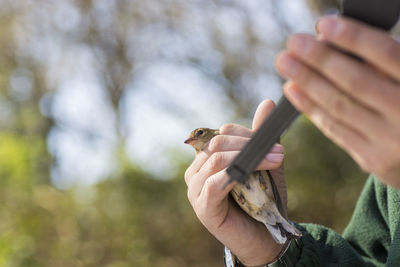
283, 116, 366, 232
306, 0, 339, 13
0, 133, 31, 183
0, 131, 221, 266
0, 122, 366, 266
0, 139, 223, 266
0, 1, 369, 266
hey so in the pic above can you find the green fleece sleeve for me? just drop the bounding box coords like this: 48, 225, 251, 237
272, 176, 391, 267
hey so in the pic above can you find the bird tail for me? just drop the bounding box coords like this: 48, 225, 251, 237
264, 223, 287, 244
264, 221, 302, 244
280, 219, 303, 239
265, 170, 302, 243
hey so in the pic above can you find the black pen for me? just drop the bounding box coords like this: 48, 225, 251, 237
225, 0, 400, 187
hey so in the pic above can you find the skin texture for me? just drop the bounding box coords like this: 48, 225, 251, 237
184, 100, 286, 266
185, 15, 400, 266
275, 16, 400, 189
185, 128, 301, 244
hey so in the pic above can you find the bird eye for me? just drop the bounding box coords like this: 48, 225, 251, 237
197, 130, 204, 135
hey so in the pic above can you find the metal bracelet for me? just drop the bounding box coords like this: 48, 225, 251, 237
266, 239, 292, 266
224, 239, 292, 267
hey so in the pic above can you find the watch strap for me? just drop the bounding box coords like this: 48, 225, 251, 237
269, 238, 302, 267
223, 237, 302, 267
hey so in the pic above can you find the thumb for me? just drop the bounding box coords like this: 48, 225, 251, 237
252, 99, 276, 130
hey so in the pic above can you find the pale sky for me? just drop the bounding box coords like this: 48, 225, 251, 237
11, 0, 316, 189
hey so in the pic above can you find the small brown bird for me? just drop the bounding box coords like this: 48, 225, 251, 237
185, 128, 302, 244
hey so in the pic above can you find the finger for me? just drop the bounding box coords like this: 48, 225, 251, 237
189, 151, 284, 197
208, 134, 284, 154
185, 136, 284, 185
188, 151, 284, 198
283, 83, 372, 171
187, 103, 280, 186
191, 168, 238, 229
185, 151, 211, 185
186, 124, 254, 182
276, 51, 386, 141
316, 16, 400, 81
252, 99, 276, 130
219, 123, 253, 138
282, 34, 399, 115
198, 168, 237, 205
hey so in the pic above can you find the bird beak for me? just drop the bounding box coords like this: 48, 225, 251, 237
184, 138, 194, 145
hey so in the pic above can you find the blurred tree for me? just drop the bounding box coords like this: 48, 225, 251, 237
0, 0, 383, 266
306, 0, 339, 13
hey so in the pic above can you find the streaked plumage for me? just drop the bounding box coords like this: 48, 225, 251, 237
185, 128, 302, 244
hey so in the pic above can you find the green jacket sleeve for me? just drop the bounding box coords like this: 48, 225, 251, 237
273, 175, 394, 266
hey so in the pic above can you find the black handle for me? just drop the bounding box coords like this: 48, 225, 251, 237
225, 0, 400, 186
340, 0, 400, 30
225, 97, 298, 185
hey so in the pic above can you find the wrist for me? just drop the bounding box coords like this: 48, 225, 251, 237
224, 240, 289, 267
224, 237, 302, 267
237, 241, 284, 266
217, 216, 284, 266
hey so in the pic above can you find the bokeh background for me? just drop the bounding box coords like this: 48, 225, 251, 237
1, 0, 398, 266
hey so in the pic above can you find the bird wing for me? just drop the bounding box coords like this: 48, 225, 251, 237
264, 170, 286, 219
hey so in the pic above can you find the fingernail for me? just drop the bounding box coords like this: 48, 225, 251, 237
271, 144, 284, 153
277, 54, 300, 77
317, 16, 341, 38
315, 20, 320, 34
287, 35, 312, 54
265, 153, 284, 163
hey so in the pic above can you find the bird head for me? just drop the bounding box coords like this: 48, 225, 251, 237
184, 128, 219, 153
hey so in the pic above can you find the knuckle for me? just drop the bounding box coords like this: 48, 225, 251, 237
208, 152, 224, 171
203, 176, 217, 197
383, 39, 400, 63
193, 197, 208, 220
219, 123, 236, 135
201, 184, 211, 201
340, 22, 360, 47
184, 168, 191, 184
208, 135, 225, 153
187, 188, 193, 203
196, 205, 207, 222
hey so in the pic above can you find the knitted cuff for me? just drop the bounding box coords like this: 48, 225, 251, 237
270, 223, 320, 267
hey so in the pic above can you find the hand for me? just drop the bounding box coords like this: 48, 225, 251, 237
185, 100, 286, 266
275, 16, 400, 188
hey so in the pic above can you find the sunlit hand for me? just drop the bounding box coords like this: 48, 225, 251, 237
276, 16, 400, 188
184, 100, 287, 266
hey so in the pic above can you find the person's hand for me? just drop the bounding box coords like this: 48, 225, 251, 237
275, 16, 400, 188
185, 100, 286, 266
